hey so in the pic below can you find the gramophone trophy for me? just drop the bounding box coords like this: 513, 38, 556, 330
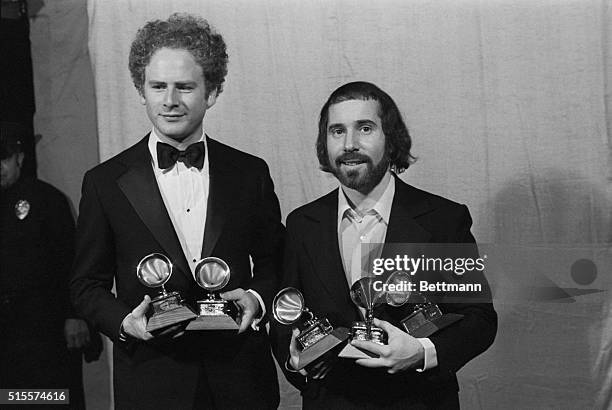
339, 277, 387, 359
136, 253, 197, 332
384, 271, 464, 338
185, 257, 239, 330
273, 287, 349, 370
399, 299, 464, 338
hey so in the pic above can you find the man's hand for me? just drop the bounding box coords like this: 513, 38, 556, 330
122, 295, 186, 341
220, 288, 260, 333
64, 318, 91, 349
352, 318, 424, 374
122, 295, 153, 341
289, 328, 334, 379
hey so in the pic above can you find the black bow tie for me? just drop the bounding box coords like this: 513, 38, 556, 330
156, 141, 205, 170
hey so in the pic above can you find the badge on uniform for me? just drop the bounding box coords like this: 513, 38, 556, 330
15, 199, 30, 220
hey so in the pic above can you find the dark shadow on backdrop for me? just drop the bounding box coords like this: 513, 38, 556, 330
468, 169, 611, 409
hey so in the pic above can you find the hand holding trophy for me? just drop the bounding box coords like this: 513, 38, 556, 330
136, 253, 197, 332
273, 287, 348, 370
186, 257, 239, 330
339, 277, 387, 359
348, 271, 465, 373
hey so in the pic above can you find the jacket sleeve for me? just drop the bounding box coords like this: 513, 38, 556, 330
70, 170, 131, 342
428, 205, 498, 376
246, 160, 285, 317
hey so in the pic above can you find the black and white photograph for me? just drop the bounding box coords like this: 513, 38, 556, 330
1, 0, 610, 408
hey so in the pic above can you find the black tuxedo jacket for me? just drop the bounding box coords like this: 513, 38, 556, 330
71, 135, 284, 409
271, 175, 497, 409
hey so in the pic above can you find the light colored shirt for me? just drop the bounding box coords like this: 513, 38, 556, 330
145, 129, 265, 327
338, 173, 394, 286
148, 130, 209, 275
336, 173, 437, 371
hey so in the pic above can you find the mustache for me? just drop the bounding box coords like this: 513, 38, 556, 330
335, 152, 372, 166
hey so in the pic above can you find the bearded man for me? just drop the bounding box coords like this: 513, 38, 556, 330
271, 81, 497, 409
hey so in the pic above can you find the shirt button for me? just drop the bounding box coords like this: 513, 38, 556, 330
193, 258, 196, 262
186, 209, 190, 213
360, 235, 366, 241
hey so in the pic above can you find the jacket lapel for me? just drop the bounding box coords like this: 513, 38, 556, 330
376, 175, 434, 319
201, 137, 235, 258
303, 190, 356, 320
116, 136, 192, 280
383, 175, 432, 247
305, 177, 436, 323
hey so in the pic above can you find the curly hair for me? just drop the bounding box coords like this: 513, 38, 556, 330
128, 13, 228, 97
316, 81, 416, 174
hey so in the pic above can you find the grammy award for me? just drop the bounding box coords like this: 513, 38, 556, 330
384, 271, 464, 338
339, 277, 387, 359
273, 287, 349, 370
185, 257, 239, 330
136, 253, 197, 332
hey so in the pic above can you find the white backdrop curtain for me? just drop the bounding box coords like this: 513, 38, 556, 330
86, 0, 611, 408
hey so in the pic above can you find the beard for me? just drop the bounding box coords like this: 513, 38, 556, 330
330, 152, 389, 195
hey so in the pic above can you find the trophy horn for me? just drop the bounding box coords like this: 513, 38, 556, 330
273, 287, 306, 325
194, 257, 231, 291
384, 271, 412, 307
349, 277, 385, 311
136, 253, 173, 289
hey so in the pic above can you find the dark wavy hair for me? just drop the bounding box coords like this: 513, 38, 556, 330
316, 81, 416, 174
128, 13, 228, 97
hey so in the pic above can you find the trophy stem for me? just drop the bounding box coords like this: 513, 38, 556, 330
160, 284, 169, 297
365, 310, 373, 337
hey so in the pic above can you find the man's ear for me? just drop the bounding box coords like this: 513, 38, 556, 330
206, 88, 218, 109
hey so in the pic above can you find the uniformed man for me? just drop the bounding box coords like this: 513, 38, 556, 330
0, 121, 101, 408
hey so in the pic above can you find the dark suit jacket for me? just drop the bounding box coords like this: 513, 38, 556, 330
271, 175, 497, 409
71, 136, 284, 409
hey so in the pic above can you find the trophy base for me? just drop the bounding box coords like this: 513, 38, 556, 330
296, 327, 349, 370
146, 305, 197, 332
401, 312, 464, 338
338, 322, 386, 359
338, 343, 379, 359
185, 314, 240, 330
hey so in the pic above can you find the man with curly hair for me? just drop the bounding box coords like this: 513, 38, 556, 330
71, 13, 283, 409
271, 82, 497, 408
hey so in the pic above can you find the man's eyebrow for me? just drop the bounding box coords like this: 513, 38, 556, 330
327, 119, 377, 130
327, 122, 345, 130
146, 80, 198, 86
175, 81, 198, 86
355, 119, 377, 126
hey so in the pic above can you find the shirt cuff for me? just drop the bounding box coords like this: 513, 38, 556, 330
285, 355, 309, 377
415, 337, 438, 372
246, 289, 266, 331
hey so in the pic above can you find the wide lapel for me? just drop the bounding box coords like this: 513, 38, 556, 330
383, 176, 433, 247
201, 137, 235, 258
303, 190, 356, 320
116, 136, 191, 279
375, 176, 433, 319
